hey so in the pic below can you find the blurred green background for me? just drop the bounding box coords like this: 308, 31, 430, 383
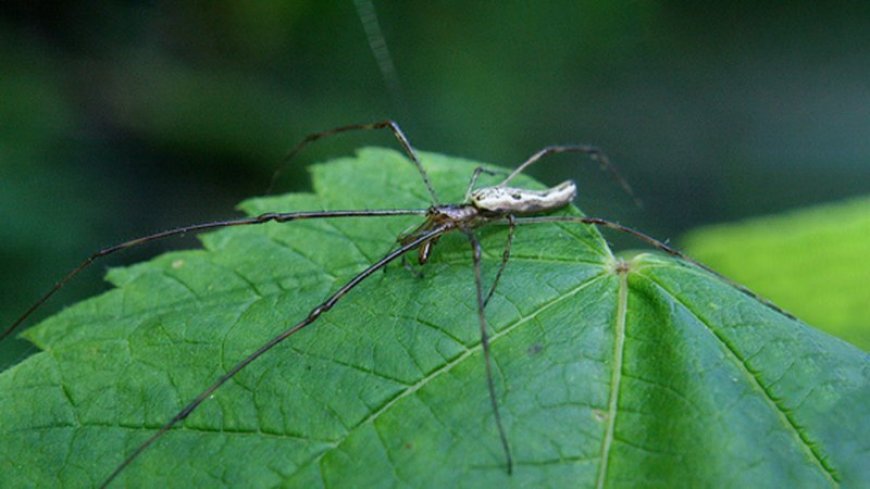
2, 1, 868, 366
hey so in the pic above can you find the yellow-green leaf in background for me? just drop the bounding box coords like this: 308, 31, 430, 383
682, 196, 870, 350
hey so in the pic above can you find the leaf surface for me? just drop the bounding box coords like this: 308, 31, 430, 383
1, 148, 867, 488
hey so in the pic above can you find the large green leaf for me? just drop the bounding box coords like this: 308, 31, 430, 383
1, 149, 867, 488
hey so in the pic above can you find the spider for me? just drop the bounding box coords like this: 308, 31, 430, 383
1, 121, 791, 488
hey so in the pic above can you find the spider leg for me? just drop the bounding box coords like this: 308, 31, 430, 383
269, 120, 440, 204
463, 166, 509, 202
466, 230, 514, 475
483, 215, 516, 307
99, 224, 450, 488
500, 145, 641, 208
1, 208, 427, 342
514, 215, 796, 320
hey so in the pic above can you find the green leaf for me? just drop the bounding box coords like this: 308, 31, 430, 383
681, 196, 870, 351
1, 148, 867, 488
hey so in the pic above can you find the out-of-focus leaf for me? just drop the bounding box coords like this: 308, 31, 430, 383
682, 196, 870, 350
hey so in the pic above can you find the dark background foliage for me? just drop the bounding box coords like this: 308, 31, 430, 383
2, 1, 868, 366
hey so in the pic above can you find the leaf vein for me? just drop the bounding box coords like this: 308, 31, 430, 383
643, 273, 841, 486
289, 271, 611, 479
595, 268, 629, 489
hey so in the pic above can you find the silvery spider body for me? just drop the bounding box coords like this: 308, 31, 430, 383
401, 180, 578, 264
470, 180, 577, 214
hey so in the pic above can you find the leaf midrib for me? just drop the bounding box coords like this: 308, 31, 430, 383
596, 266, 629, 489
